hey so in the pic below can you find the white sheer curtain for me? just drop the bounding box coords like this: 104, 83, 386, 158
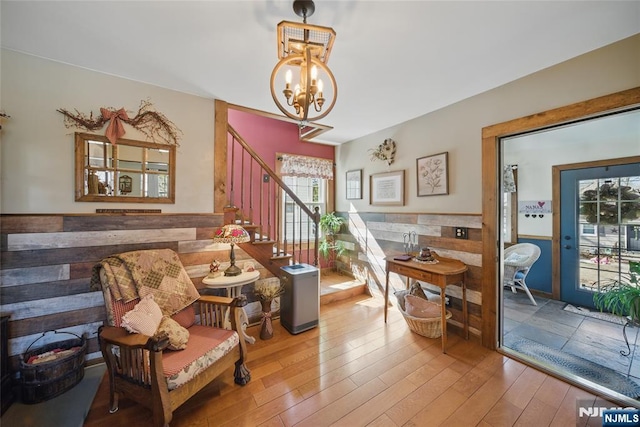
503, 165, 517, 193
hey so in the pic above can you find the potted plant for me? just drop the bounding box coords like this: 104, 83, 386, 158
593, 260, 640, 324
318, 212, 346, 271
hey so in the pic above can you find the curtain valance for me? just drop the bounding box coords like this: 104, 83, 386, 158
280, 154, 334, 179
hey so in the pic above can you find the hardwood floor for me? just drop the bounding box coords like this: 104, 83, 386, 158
84, 293, 613, 427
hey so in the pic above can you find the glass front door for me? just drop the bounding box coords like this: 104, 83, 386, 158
560, 165, 640, 307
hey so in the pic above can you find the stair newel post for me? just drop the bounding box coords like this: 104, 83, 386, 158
224, 206, 239, 226
240, 149, 246, 224
259, 164, 263, 241
229, 136, 236, 207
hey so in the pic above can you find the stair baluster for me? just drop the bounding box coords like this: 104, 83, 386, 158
225, 125, 320, 277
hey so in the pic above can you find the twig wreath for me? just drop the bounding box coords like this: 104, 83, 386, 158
0, 111, 10, 130
368, 138, 396, 166
57, 99, 182, 146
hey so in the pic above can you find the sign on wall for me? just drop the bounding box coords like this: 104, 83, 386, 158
518, 200, 552, 214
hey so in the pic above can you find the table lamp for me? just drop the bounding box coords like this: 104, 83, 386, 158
212, 224, 250, 276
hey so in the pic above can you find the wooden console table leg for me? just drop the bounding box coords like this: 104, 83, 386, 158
384, 268, 390, 323
462, 281, 469, 340
440, 287, 447, 353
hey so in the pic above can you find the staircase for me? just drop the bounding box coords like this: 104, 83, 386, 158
222, 124, 369, 304
223, 125, 320, 278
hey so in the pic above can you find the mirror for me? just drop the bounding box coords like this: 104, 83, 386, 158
75, 132, 175, 203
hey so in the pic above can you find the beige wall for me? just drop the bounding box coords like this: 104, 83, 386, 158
1, 49, 215, 213
336, 34, 640, 215
3, 35, 638, 215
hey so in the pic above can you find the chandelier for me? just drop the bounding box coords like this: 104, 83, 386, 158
270, 0, 337, 122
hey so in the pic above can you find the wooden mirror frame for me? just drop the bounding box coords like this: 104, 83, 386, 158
74, 132, 176, 203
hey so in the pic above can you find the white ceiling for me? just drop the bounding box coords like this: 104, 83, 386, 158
1, 1, 639, 145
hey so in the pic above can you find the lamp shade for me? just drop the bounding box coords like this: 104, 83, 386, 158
212, 224, 251, 276
212, 224, 250, 244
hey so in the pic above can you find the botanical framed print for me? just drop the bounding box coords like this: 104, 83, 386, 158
370, 170, 404, 206
417, 152, 448, 196
346, 169, 362, 200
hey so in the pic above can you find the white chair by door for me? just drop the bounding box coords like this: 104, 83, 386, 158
504, 243, 541, 306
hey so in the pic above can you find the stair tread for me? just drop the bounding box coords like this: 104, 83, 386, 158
251, 240, 276, 245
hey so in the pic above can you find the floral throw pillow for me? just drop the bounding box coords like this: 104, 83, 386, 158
121, 294, 163, 336
156, 316, 189, 350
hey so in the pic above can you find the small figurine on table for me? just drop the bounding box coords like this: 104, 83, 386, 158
209, 259, 222, 277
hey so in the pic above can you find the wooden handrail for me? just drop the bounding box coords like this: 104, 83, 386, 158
226, 124, 320, 266
227, 125, 318, 221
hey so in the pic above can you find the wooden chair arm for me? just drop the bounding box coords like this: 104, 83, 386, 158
99, 325, 170, 352
198, 295, 234, 307
198, 295, 248, 308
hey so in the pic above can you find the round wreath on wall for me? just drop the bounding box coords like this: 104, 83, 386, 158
0, 111, 9, 130
580, 182, 639, 224
368, 138, 396, 166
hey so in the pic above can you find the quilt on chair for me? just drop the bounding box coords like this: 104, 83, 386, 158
90, 248, 200, 317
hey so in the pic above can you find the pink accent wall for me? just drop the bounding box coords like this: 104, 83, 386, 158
226, 109, 335, 266
228, 109, 335, 166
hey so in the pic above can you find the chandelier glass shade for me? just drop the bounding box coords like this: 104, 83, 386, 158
270, 2, 337, 122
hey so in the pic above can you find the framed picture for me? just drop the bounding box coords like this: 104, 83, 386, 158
417, 152, 449, 196
370, 170, 404, 206
346, 169, 362, 200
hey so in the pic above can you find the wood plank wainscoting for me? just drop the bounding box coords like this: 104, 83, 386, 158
0, 211, 484, 399
336, 211, 483, 341
0, 213, 274, 375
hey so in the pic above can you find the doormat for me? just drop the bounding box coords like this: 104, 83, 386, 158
1, 363, 106, 427
563, 303, 627, 325
508, 337, 640, 399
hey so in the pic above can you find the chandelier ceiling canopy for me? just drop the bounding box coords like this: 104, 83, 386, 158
270, 0, 337, 123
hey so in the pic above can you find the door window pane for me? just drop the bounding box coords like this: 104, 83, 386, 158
579, 175, 640, 293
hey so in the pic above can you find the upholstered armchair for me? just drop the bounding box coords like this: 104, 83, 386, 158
92, 249, 250, 427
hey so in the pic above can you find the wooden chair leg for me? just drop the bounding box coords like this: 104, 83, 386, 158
234, 359, 251, 385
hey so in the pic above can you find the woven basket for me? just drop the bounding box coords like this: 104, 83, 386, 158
20, 331, 86, 404
398, 305, 452, 338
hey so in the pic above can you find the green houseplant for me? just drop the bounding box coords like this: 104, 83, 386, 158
318, 212, 346, 270
593, 260, 640, 323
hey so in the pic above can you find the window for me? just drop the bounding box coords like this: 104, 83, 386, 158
581, 224, 595, 235
282, 176, 326, 242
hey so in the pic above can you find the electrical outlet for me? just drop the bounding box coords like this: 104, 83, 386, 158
454, 227, 468, 239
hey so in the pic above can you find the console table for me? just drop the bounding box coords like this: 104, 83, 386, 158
202, 270, 260, 344
384, 254, 468, 353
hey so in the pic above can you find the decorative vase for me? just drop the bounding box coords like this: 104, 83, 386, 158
260, 299, 274, 340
